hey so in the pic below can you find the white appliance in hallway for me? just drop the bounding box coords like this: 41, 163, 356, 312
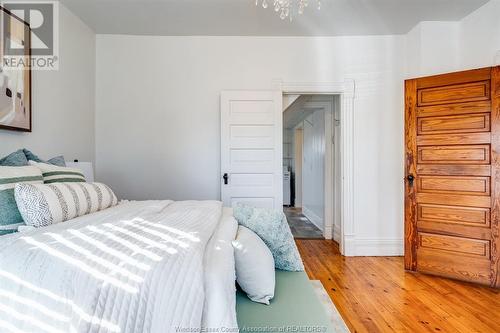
283, 166, 291, 206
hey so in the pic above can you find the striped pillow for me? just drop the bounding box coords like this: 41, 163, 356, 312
15, 182, 118, 228
0, 166, 43, 235
29, 161, 86, 183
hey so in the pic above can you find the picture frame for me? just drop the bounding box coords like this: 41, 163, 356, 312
0, 6, 32, 132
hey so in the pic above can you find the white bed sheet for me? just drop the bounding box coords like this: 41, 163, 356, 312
0, 200, 235, 333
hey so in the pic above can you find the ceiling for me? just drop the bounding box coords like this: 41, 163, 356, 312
284, 95, 328, 129
60, 0, 489, 36
284, 96, 310, 129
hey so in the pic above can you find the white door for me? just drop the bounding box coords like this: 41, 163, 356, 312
221, 91, 283, 209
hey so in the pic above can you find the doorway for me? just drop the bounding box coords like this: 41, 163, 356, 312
282, 94, 340, 240
221, 80, 355, 254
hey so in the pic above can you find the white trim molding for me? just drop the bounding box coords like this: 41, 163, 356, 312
344, 238, 404, 256
333, 224, 341, 243
273, 79, 355, 97
275, 79, 356, 255
340, 91, 355, 256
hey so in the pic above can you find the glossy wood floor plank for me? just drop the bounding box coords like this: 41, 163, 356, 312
296, 240, 500, 333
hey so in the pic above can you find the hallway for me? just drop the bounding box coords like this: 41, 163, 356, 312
284, 207, 323, 239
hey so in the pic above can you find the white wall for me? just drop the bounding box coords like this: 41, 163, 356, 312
406, 21, 460, 77
96, 35, 406, 255
57, 0, 500, 256
0, 0, 495, 256
302, 110, 325, 231
460, 0, 500, 69
0, 4, 96, 162
406, 0, 500, 78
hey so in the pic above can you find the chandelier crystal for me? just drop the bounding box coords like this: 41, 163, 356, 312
255, 0, 322, 21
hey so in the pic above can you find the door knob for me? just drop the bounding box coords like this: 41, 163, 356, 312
223, 173, 229, 185
407, 174, 415, 185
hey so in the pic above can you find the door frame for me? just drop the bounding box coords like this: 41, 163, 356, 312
273, 79, 356, 255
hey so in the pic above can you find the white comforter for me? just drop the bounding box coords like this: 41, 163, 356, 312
0, 200, 238, 333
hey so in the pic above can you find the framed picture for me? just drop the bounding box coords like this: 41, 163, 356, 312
0, 6, 32, 132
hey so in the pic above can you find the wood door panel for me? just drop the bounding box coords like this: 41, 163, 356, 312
417, 145, 490, 164
417, 193, 491, 208
417, 101, 491, 118
417, 247, 491, 285
417, 132, 491, 146
406, 66, 499, 288
418, 81, 490, 106
417, 113, 490, 135
417, 164, 491, 176
417, 204, 490, 227
416, 67, 491, 89
419, 232, 490, 258
417, 176, 490, 196
418, 220, 492, 240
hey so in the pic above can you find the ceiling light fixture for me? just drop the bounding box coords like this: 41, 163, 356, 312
255, 0, 321, 21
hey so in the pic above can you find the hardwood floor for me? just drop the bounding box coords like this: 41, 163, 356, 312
296, 239, 500, 333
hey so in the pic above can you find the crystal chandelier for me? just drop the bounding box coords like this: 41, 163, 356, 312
256, 0, 322, 21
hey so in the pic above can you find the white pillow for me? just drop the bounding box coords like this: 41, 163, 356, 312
29, 160, 86, 183
15, 182, 118, 228
232, 226, 275, 305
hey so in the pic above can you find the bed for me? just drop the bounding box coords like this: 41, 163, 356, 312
0, 200, 239, 333
0, 199, 336, 333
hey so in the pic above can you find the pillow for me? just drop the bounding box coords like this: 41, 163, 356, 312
0, 166, 43, 235
15, 182, 118, 228
232, 226, 275, 305
29, 161, 86, 183
23, 149, 67, 167
0, 150, 29, 166
233, 203, 304, 271
46, 156, 66, 167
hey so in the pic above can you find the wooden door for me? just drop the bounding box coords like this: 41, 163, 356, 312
221, 91, 283, 209
405, 67, 500, 288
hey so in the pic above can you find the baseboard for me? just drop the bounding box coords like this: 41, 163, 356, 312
333, 225, 341, 242
302, 206, 324, 232
324, 225, 333, 240
343, 237, 403, 257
